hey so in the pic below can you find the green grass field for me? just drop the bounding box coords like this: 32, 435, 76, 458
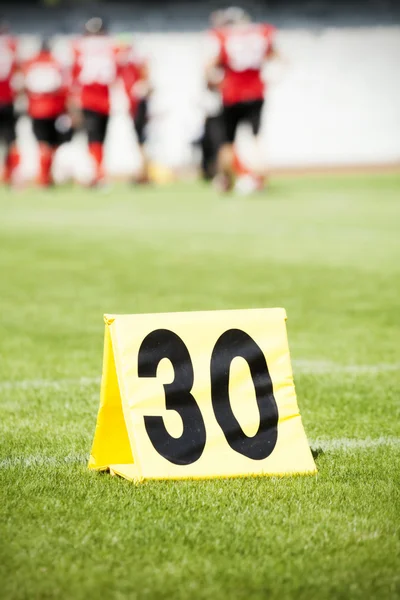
1, 175, 399, 599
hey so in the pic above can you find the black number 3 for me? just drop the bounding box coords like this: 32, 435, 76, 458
138, 328, 279, 465
138, 329, 207, 465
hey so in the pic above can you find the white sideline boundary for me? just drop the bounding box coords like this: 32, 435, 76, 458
0, 361, 398, 392
0, 438, 399, 470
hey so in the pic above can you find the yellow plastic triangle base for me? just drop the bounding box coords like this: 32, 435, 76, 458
89, 324, 134, 471
109, 463, 144, 483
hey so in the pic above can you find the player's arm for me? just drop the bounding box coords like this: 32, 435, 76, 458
136, 60, 152, 98
13, 58, 29, 108
263, 26, 286, 65
205, 54, 224, 91
261, 26, 288, 87
266, 46, 280, 61
67, 48, 83, 126
204, 31, 224, 91
68, 47, 82, 104
10, 40, 26, 100
12, 65, 25, 97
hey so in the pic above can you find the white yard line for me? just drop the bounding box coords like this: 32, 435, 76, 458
0, 361, 398, 392
0, 377, 101, 391
0, 438, 399, 470
292, 360, 400, 375
309, 437, 400, 451
0, 453, 88, 469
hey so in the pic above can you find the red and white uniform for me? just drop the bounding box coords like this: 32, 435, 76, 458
72, 35, 120, 114
120, 46, 146, 116
23, 51, 67, 119
0, 34, 18, 105
213, 23, 275, 106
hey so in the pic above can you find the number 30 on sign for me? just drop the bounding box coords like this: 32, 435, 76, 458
89, 308, 316, 482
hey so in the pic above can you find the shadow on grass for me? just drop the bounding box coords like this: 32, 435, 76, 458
311, 446, 325, 461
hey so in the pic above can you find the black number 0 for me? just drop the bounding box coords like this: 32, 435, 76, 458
138, 328, 278, 465
210, 329, 278, 460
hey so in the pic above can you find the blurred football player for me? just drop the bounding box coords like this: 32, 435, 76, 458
120, 43, 151, 183
72, 17, 120, 185
206, 7, 277, 193
22, 38, 70, 186
0, 20, 20, 185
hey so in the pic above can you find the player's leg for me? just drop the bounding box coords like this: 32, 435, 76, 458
1, 104, 20, 186
201, 114, 226, 180
234, 99, 265, 194
215, 103, 239, 191
133, 98, 149, 184
32, 118, 56, 187
248, 99, 265, 177
84, 109, 108, 184
54, 113, 74, 145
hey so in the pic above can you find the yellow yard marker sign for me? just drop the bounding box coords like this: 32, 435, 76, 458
89, 308, 316, 482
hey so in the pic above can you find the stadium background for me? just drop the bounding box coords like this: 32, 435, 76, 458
2, 0, 400, 180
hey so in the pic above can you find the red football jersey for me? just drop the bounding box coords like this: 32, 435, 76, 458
23, 51, 67, 119
0, 34, 18, 104
72, 35, 120, 115
214, 23, 275, 106
120, 46, 146, 116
